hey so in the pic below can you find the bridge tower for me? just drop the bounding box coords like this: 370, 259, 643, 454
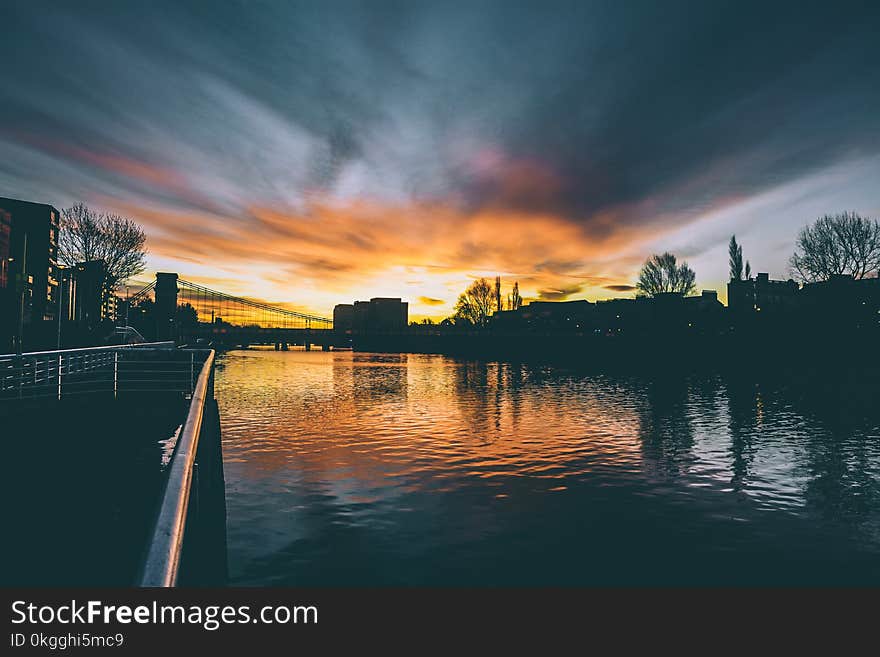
155, 272, 179, 341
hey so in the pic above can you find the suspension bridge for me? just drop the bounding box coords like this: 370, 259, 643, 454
124, 273, 340, 350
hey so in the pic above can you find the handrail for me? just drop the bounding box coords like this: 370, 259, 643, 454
0, 346, 212, 402
0, 341, 176, 359
139, 349, 215, 587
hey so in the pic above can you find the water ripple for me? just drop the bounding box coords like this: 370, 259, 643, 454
216, 349, 880, 585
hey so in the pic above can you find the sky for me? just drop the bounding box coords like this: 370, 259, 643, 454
1, 0, 879, 320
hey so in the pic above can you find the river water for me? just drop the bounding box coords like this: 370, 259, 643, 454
215, 349, 880, 585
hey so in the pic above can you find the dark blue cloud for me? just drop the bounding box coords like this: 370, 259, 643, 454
0, 0, 878, 236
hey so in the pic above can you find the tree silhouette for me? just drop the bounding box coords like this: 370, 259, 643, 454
790, 212, 880, 282
176, 303, 198, 328
636, 252, 696, 297
728, 235, 744, 281
127, 297, 156, 340
509, 281, 523, 310
453, 277, 495, 326
495, 276, 502, 312
174, 303, 199, 342
59, 203, 147, 288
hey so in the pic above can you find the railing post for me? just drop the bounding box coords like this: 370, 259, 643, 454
114, 351, 119, 399
57, 354, 62, 400
190, 352, 195, 394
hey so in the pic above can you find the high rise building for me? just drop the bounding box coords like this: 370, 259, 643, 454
366, 298, 408, 332
344, 297, 408, 333
69, 260, 109, 328
333, 303, 355, 334
0, 197, 60, 351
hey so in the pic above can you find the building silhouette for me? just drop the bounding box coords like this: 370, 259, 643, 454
683, 290, 726, 333
0, 197, 61, 352
333, 303, 355, 334
518, 299, 593, 330
491, 290, 724, 336
335, 297, 408, 334
60, 260, 118, 331
725, 271, 879, 334
728, 272, 799, 317
800, 274, 880, 330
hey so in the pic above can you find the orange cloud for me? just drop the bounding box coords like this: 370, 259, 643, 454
78, 139, 750, 319
104, 192, 692, 318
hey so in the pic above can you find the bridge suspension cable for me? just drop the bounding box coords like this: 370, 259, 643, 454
127, 280, 156, 306
176, 279, 332, 330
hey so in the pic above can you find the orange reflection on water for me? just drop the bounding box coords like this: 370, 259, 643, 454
214, 349, 880, 586
217, 350, 647, 503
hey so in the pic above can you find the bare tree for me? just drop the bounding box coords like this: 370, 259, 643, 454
60, 203, 147, 288
728, 235, 744, 281
745, 260, 751, 279
636, 252, 696, 297
494, 276, 502, 313
790, 212, 880, 283
453, 277, 495, 327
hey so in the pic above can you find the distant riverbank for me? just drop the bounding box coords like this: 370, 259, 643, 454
350, 326, 880, 377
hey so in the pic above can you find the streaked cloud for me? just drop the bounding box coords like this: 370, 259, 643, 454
0, 1, 878, 317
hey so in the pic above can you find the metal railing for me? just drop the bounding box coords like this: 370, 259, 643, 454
0, 342, 210, 401
2, 342, 221, 586
139, 349, 216, 587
